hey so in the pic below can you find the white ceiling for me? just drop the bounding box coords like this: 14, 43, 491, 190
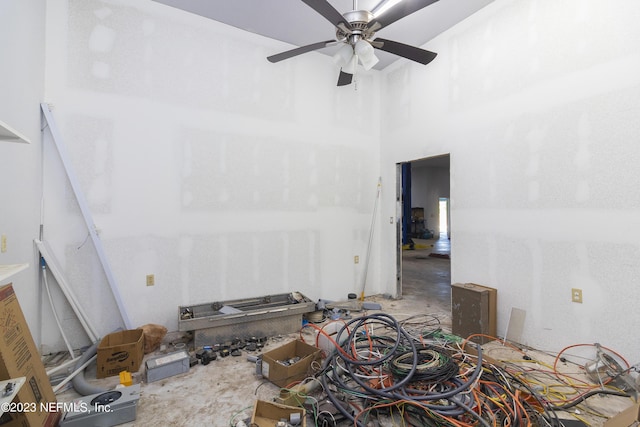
151, 0, 494, 70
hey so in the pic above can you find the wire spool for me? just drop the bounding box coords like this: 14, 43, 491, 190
389, 346, 458, 382
306, 310, 325, 323
584, 351, 624, 384
289, 412, 301, 426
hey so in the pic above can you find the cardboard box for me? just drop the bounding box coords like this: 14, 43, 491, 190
96, 329, 144, 379
411, 207, 424, 219
0, 283, 60, 426
451, 283, 497, 344
261, 340, 321, 388
251, 400, 306, 427
603, 402, 640, 427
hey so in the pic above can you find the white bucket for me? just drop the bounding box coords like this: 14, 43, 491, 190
315, 320, 348, 354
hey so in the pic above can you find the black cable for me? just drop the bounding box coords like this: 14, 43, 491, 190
335, 313, 404, 367
319, 314, 414, 426
389, 345, 458, 382
395, 342, 485, 403
316, 313, 511, 425
340, 315, 418, 395
493, 366, 562, 426
320, 357, 365, 427
548, 389, 631, 410
450, 395, 492, 427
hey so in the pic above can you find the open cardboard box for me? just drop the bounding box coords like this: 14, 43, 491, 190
251, 400, 306, 427
261, 339, 321, 388
96, 329, 144, 379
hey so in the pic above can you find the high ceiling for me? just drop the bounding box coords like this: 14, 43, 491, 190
152, 0, 494, 70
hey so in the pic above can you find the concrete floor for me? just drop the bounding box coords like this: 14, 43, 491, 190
52, 235, 636, 426
55, 235, 452, 426
399, 236, 452, 323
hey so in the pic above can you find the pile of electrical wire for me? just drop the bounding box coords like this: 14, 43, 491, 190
388, 346, 459, 383
316, 313, 490, 426
295, 313, 633, 427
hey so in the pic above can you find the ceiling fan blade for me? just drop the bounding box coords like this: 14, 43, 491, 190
367, 0, 439, 32
373, 38, 437, 65
267, 40, 336, 63
301, 0, 353, 33
337, 70, 353, 86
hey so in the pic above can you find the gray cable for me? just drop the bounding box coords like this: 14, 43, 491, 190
71, 328, 123, 396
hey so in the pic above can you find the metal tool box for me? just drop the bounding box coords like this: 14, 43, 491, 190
178, 292, 315, 347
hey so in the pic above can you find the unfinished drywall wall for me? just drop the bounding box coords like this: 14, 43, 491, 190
40, 0, 382, 350
0, 1, 47, 348
380, 0, 640, 358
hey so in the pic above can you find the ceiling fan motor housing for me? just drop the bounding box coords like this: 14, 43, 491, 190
336, 10, 376, 43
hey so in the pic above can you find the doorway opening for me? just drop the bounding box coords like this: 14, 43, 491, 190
396, 154, 451, 308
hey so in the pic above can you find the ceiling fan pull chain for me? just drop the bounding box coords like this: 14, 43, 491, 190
353, 55, 358, 91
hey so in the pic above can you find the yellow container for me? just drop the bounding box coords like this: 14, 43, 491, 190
119, 370, 132, 386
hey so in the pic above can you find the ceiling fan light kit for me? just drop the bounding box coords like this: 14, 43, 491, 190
355, 40, 379, 70
266, 0, 440, 86
343, 54, 358, 75
333, 43, 354, 66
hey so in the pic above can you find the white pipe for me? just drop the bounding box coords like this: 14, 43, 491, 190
359, 177, 382, 299
42, 260, 75, 357
46, 356, 81, 377
34, 239, 99, 342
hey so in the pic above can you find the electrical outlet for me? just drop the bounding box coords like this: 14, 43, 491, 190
1, 235, 6, 253
571, 288, 583, 303
354, 255, 359, 264
146, 274, 155, 286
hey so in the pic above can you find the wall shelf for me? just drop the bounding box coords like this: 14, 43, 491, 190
0, 264, 29, 283
0, 120, 31, 143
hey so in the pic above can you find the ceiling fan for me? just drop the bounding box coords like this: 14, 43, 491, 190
267, 0, 439, 86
